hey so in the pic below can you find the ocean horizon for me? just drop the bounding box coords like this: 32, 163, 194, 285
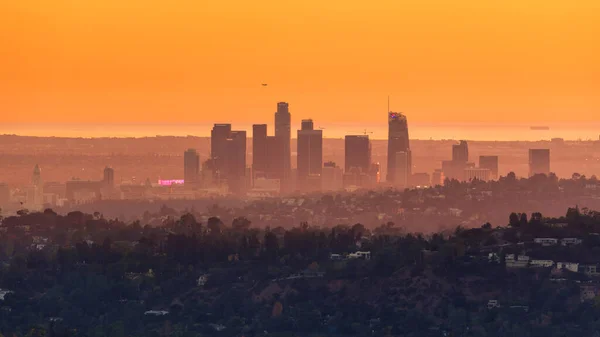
1, 122, 599, 142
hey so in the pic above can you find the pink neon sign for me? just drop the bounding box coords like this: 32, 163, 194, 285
158, 179, 184, 186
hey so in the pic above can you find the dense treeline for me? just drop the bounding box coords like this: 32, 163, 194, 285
3, 206, 600, 336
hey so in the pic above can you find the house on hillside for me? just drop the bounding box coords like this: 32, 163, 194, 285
530, 260, 554, 268
348, 251, 371, 260
534, 238, 558, 246
505, 254, 529, 268
580, 264, 599, 276
561, 238, 583, 246
144, 310, 169, 316
556, 262, 579, 272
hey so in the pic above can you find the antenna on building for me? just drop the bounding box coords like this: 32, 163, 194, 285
387, 96, 390, 113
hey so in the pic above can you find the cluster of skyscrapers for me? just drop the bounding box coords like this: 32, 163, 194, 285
179, 101, 554, 195
182, 102, 411, 194
0, 101, 556, 210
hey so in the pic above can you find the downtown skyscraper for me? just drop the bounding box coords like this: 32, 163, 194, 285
386, 111, 411, 184
297, 119, 323, 191
210, 124, 246, 194
183, 149, 200, 185
275, 102, 291, 190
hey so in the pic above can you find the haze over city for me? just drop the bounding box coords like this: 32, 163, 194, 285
2, 1, 600, 337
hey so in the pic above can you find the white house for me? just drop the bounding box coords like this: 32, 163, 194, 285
561, 238, 583, 246
330, 253, 343, 261
197, 274, 209, 287
505, 255, 529, 268
530, 260, 554, 268
348, 251, 371, 260
487, 300, 500, 309
556, 262, 579, 272
534, 238, 559, 246
144, 310, 169, 316
0, 289, 13, 301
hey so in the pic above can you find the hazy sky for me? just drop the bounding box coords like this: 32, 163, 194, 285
2, 0, 598, 125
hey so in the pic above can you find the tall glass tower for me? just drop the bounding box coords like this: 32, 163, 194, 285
387, 112, 411, 183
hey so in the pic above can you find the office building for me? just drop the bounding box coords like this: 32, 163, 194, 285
183, 149, 200, 185
464, 168, 491, 181
442, 160, 463, 181
431, 169, 444, 186
387, 112, 411, 183
479, 156, 499, 179
275, 102, 291, 189
369, 162, 381, 185
264, 136, 284, 180
32, 164, 42, 187
297, 119, 323, 191
442, 140, 470, 181
412, 172, 431, 187
252, 124, 268, 178
103, 167, 115, 190
345, 135, 371, 173
452, 140, 469, 163
210, 124, 232, 176
343, 167, 369, 189
529, 149, 550, 177
226, 131, 247, 194
322, 162, 343, 191
394, 151, 411, 188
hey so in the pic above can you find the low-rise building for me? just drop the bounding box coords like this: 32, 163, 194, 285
557, 262, 579, 272
580, 264, 599, 276
561, 238, 583, 246
330, 253, 343, 261
487, 300, 500, 309
505, 254, 529, 268
530, 260, 554, 268
534, 238, 559, 246
348, 251, 371, 260
144, 310, 169, 316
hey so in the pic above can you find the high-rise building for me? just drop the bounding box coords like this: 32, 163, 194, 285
529, 149, 550, 177
322, 161, 343, 191
226, 131, 247, 194
32, 164, 42, 187
103, 167, 115, 188
369, 162, 381, 185
442, 140, 470, 181
464, 168, 491, 181
387, 112, 411, 183
265, 136, 284, 180
252, 124, 268, 178
452, 140, 469, 163
345, 135, 371, 173
297, 119, 323, 191
479, 156, 499, 179
275, 102, 291, 189
211, 124, 232, 177
394, 151, 410, 188
183, 149, 200, 185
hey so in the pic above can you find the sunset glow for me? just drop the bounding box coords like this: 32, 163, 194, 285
2, 0, 598, 126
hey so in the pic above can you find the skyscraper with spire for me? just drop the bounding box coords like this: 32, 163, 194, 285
386, 111, 411, 184
275, 102, 291, 190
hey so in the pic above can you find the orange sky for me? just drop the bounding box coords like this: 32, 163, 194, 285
1, 0, 598, 125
